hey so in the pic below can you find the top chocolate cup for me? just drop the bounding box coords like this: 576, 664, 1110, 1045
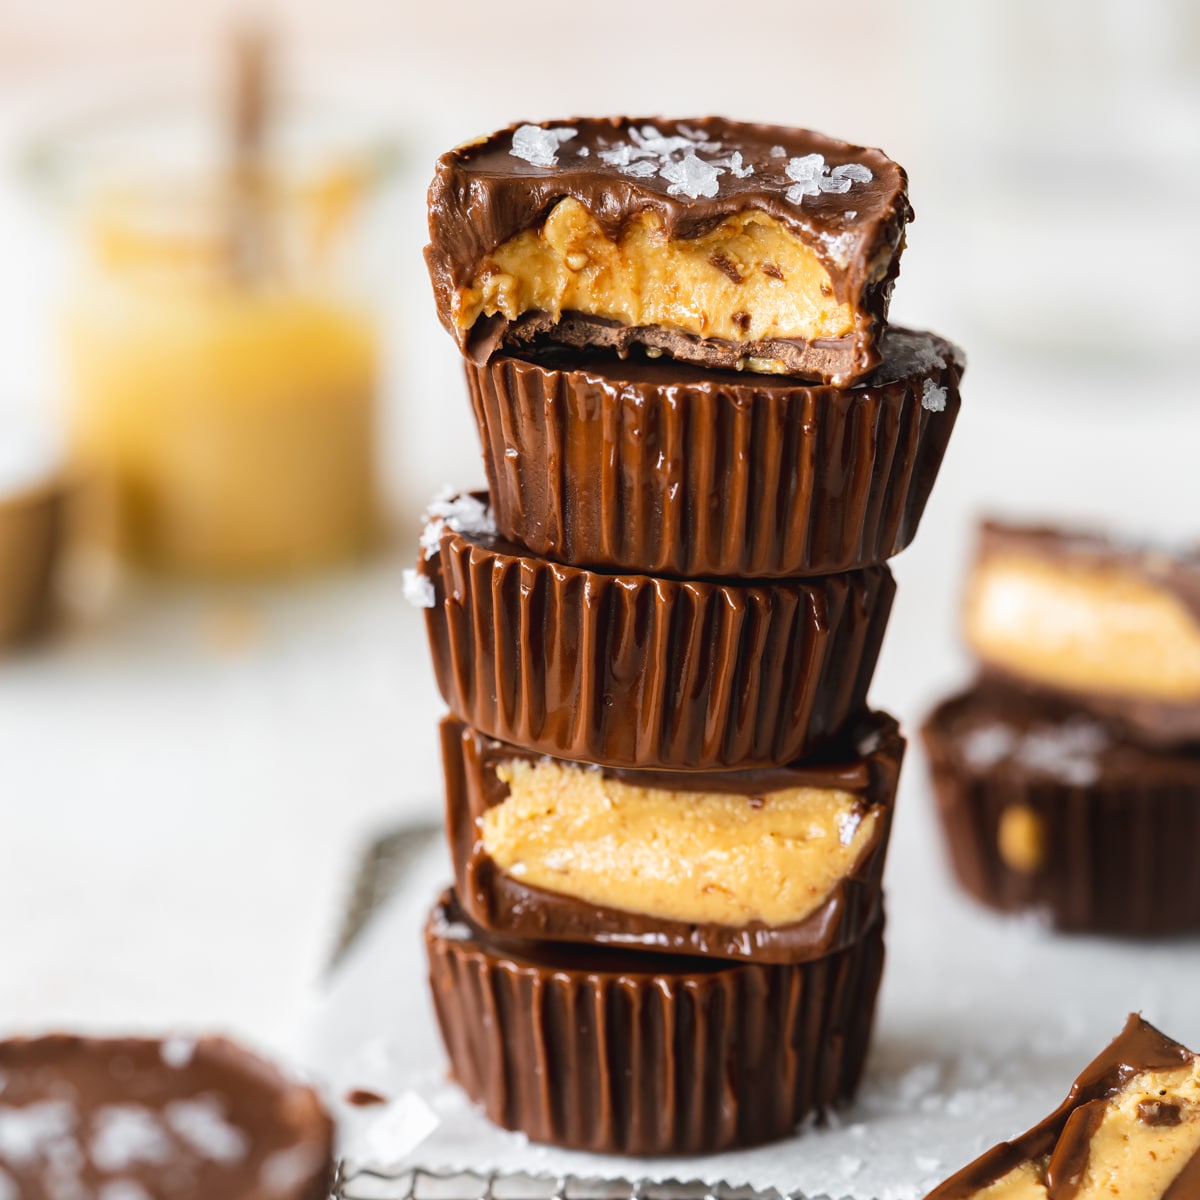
0, 1034, 334, 1199
467, 326, 961, 579
426, 117, 912, 385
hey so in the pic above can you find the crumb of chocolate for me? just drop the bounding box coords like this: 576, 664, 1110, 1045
660, 153, 722, 199
709, 253, 745, 284
921, 379, 948, 412
1138, 1099, 1182, 1126
509, 124, 577, 168
761, 262, 785, 280
402, 568, 435, 610
345, 1088, 389, 1108
732, 310, 752, 333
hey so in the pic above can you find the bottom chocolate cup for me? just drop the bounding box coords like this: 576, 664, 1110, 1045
0, 1033, 334, 1199
922, 682, 1200, 935
425, 888, 885, 1156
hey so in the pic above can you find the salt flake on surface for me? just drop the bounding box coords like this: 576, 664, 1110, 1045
509, 124, 577, 168
713, 151, 754, 178
621, 160, 658, 178
818, 174, 853, 194
921, 378, 948, 412
786, 153, 826, 183
160, 1039, 195, 1070
831, 162, 874, 184
164, 1097, 248, 1164
402, 569, 436, 610
1018, 720, 1107, 787
786, 181, 821, 204
576, 146, 589, 157
660, 153, 722, 199
836, 810, 862, 847
0, 1101, 76, 1166
598, 144, 635, 167
769, 144, 787, 158
960, 724, 1015, 768
99, 1181, 153, 1200
90, 1106, 171, 1171
420, 491, 496, 561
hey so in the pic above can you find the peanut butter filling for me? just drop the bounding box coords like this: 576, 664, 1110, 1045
965, 554, 1200, 703
967, 1059, 1200, 1199
454, 197, 855, 363
480, 758, 878, 928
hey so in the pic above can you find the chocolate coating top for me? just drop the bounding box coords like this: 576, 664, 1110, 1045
0, 1035, 333, 1200
426, 116, 911, 361
927, 1015, 1199, 1199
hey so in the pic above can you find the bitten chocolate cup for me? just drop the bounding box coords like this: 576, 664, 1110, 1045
426, 889, 885, 1156
441, 711, 904, 962
922, 682, 1200, 935
466, 328, 962, 579
417, 507, 895, 770
0, 1034, 334, 1199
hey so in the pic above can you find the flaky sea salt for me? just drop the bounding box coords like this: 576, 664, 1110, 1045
0, 1101, 76, 1166
622, 160, 658, 178
960, 724, 1015, 769
661, 153, 722, 199
509, 124, 577, 168
164, 1097, 248, 1164
921, 378, 948, 412
837, 810, 862, 847
832, 162, 874, 184
99, 1182, 153, 1200
89, 1106, 171, 1171
402, 568, 435, 610
159, 1039, 195, 1070
419, 490, 497, 561
786, 153, 873, 205
1018, 720, 1107, 787
713, 151, 753, 179
769, 144, 787, 158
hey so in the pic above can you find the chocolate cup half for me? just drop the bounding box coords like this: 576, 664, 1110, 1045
442, 710, 904, 962
418, 514, 895, 770
922, 682, 1200, 935
466, 327, 962, 578
426, 888, 885, 1156
0, 1034, 334, 1199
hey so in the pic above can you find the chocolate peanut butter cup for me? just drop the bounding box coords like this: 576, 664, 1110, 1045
0, 474, 69, 648
0, 1034, 334, 1200
426, 117, 912, 384
922, 682, 1200, 935
416, 498, 895, 769
927, 1014, 1200, 1199
441, 711, 904, 962
426, 889, 885, 1156
466, 328, 962, 578
964, 520, 1200, 747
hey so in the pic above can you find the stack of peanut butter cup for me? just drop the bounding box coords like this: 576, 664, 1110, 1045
408, 117, 963, 1156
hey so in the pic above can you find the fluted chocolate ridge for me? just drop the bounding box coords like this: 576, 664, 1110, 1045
426, 889, 885, 1156
923, 683, 1200, 935
464, 328, 962, 579
418, 516, 895, 770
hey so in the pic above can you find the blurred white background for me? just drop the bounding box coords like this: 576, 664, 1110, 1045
0, 0, 1197, 1062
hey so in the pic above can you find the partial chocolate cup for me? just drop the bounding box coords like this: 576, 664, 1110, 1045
466, 328, 962, 578
442, 710, 904, 962
0, 1034, 334, 1199
426, 888, 885, 1156
922, 681, 1200, 935
418, 507, 895, 769
0, 475, 68, 647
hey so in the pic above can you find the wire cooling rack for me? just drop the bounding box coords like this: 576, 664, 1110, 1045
335, 1165, 785, 1199
327, 826, 789, 1200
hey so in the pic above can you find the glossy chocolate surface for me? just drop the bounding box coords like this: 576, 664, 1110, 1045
467, 327, 962, 578
927, 1015, 1199, 1199
442, 711, 903, 962
417, 507, 896, 770
0, 1035, 334, 1200
425, 889, 884, 1155
923, 682, 1200, 934
426, 116, 912, 381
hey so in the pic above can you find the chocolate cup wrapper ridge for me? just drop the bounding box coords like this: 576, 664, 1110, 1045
426, 889, 885, 1156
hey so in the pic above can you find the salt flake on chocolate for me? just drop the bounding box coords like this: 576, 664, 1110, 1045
660, 153, 722, 199
90, 1106, 171, 1171
509, 124, 577, 168
832, 162, 874, 184
713, 151, 754, 179
164, 1097, 248, 1164
921, 379, 948, 412
420, 490, 497, 561
787, 153, 873, 205
622, 160, 658, 178
402, 568, 435, 610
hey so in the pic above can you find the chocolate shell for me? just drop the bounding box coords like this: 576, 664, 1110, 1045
0, 1034, 334, 1199
417, 511, 895, 769
465, 328, 962, 578
922, 682, 1200, 934
441, 711, 904, 962
426, 889, 885, 1156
